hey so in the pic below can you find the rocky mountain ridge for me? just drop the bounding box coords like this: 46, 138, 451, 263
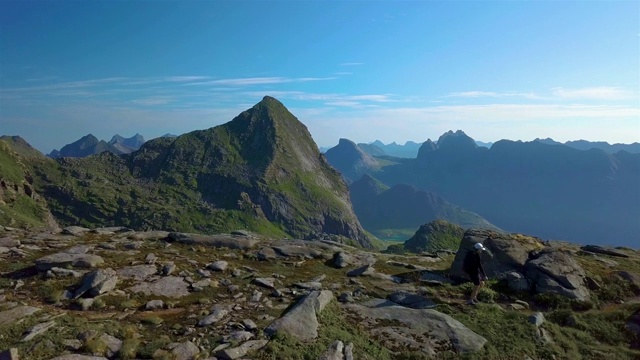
0, 223, 638, 359
19, 97, 372, 248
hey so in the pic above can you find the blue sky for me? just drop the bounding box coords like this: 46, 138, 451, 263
1, 1, 638, 153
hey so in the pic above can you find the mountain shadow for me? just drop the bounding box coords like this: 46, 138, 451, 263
350, 174, 501, 241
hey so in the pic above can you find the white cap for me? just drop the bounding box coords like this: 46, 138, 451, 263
473, 243, 486, 251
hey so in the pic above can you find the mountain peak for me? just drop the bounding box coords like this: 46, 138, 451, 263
436, 130, 477, 152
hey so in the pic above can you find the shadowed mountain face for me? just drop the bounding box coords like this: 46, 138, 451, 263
27, 97, 373, 248
349, 174, 501, 238
109, 133, 146, 154
49, 134, 146, 158
48, 134, 123, 158
370, 140, 422, 158
370, 131, 640, 247
535, 138, 640, 154
324, 139, 380, 183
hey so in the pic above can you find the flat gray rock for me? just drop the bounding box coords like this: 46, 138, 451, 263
117, 265, 158, 281
35, 250, 104, 271
21, 320, 56, 342
168, 232, 258, 250
0, 305, 41, 326
128, 230, 170, 240
198, 309, 229, 326
169, 340, 200, 360
0, 238, 20, 248
127, 276, 190, 298
253, 277, 276, 289
265, 290, 333, 341
387, 291, 436, 309
62, 226, 91, 236
273, 245, 324, 258
215, 339, 268, 360
343, 298, 487, 355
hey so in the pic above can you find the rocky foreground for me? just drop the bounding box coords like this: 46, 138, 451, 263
0, 226, 639, 359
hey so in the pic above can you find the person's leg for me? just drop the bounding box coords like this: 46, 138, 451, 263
468, 274, 481, 304
473, 280, 485, 302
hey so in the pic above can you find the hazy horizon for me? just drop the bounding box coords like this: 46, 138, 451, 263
1, 1, 638, 153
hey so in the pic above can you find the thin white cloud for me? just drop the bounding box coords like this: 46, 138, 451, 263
131, 97, 173, 106
552, 86, 636, 100
325, 101, 361, 107
339, 62, 364, 66
448, 91, 539, 99
186, 77, 335, 86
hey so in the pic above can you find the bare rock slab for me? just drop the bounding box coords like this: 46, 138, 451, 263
343, 299, 487, 355
35, 248, 104, 271
168, 232, 257, 250
127, 276, 190, 298
265, 290, 333, 341
215, 339, 268, 360
0, 306, 40, 326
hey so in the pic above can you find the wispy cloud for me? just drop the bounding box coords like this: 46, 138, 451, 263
185, 77, 336, 86
448, 91, 539, 99
339, 62, 364, 66
131, 97, 174, 106
552, 86, 636, 100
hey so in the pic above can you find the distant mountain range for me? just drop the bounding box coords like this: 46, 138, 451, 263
534, 138, 640, 154
321, 138, 639, 158
48, 133, 146, 158
325, 130, 640, 247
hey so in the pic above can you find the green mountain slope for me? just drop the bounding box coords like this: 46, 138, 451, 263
0, 140, 57, 229
28, 97, 372, 247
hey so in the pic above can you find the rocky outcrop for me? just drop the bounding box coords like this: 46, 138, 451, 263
343, 298, 487, 355
451, 229, 590, 300
35, 246, 104, 271
168, 232, 258, 250
526, 249, 590, 300
265, 290, 333, 341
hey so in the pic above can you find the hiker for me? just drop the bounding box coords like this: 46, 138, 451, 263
463, 242, 488, 305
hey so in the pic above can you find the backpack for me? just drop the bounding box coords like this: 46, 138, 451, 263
462, 250, 475, 274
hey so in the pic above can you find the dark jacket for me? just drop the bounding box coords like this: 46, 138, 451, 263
463, 250, 486, 277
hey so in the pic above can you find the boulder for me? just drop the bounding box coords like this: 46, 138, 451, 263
627, 309, 640, 349
528, 312, 545, 327
526, 249, 590, 300
319, 340, 344, 360
168, 232, 257, 250
617, 271, 640, 291
169, 341, 200, 360
256, 247, 277, 260
333, 252, 352, 268
207, 260, 228, 271
343, 298, 486, 355
0, 349, 19, 360
74, 268, 118, 299
505, 271, 530, 292
272, 245, 324, 259
265, 290, 333, 341
450, 229, 543, 280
